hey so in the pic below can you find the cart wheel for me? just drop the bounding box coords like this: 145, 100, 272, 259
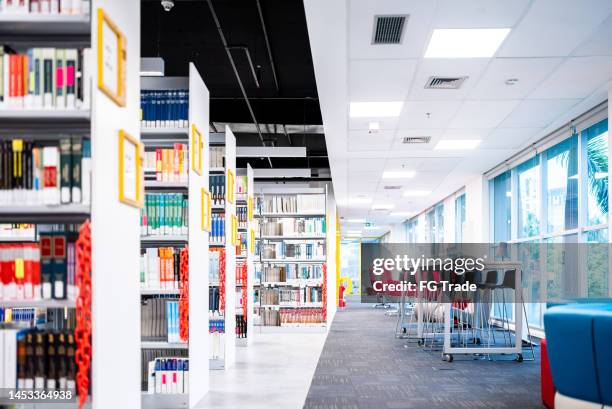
475, 337, 481, 345
443, 354, 453, 363
516, 353, 523, 363
418, 339, 424, 346
402, 328, 407, 334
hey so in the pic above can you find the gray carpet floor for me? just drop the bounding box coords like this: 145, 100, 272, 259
304, 300, 543, 409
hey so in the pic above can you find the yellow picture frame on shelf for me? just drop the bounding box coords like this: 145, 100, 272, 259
191, 124, 203, 175
97, 8, 126, 107
249, 228, 255, 254
227, 168, 235, 204
118, 130, 143, 208
231, 214, 238, 246
247, 195, 254, 221
201, 188, 211, 232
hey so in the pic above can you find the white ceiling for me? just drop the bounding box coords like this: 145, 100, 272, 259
303, 0, 612, 237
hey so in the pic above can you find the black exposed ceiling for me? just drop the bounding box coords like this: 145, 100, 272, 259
141, 0, 328, 173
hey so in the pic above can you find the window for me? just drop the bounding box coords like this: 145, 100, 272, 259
425, 203, 444, 243
488, 110, 611, 330
584, 119, 608, 226
490, 171, 511, 242
545, 136, 578, 232
455, 194, 466, 243
517, 156, 541, 238
406, 219, 418, 243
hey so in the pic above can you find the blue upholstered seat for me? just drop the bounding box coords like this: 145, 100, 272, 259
544, 303, 612, 406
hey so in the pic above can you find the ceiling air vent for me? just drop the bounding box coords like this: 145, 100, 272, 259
425, 76, 468, 89
384, 185, 402, 190
372, 15, 407, 44
402, 136, 431, 144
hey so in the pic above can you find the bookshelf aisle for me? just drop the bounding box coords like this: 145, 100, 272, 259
0, 1, 141, 408
235, 164, 255, 346
254, 188, 331, 333
208, 126, 236, 370
140, 63, 211, 408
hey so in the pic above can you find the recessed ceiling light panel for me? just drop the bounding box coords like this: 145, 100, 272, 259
349, 101, 404, 118
424, 28, 511, 58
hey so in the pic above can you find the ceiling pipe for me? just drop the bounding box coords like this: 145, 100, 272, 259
227, 45, 260, 88
255, 0, 280, 93
205, 0, 273, 168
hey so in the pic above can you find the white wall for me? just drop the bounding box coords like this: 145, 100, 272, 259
464, 175, 489, 243
90, 1, 140, 408
387, 223, 406, 242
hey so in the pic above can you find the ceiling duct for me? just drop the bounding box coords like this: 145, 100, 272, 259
383, 185, 402, 190
402, 136, 431, 144
425, 76, 468, 89
372, 15, 407, 44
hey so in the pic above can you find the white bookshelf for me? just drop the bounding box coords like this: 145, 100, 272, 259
208, 126, 237, 370
0, 2, 141, 408
139, 63, 211, 408
254, 188, 330, 332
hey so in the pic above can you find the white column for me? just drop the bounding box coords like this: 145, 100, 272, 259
464, 175, 489, 243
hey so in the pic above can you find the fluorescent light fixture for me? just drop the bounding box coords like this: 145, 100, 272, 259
382, 170, 416, 179
347, 218, 366, 223
372, 204, 395, 210
435, 139, 481, 150
346, 230, 362, 235
403, 190, 430, 197
390, 211, 415, 217
349, 101, 403, 118
424, 28, 511, 58
505, 191, 512, 197
369, 122, 380, 132
364, 225, 377, 230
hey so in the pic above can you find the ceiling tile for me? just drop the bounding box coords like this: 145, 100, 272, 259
349, 0, 438, 60
480, 127, 542, 149
572, 14, 612, 56
529, 56, 612, 99
442, 128, 492, 139
350, 59, 418, 100
470, 58, 562, 100
448, 100, 520, 128
348, 158, 387, 173
500, 99, 580, 127
408, 59, 489, 100
398, 100, 462, 128
432, 0, 531, 28
498, 0, 612, 57
348, 130, 395, 152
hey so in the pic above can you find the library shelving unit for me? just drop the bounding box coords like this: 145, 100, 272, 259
254, 187, 329, 333
208, 127, 236, 369
235, 164, 255, 346
139, 63, 210, 408
0, 1, 141, 408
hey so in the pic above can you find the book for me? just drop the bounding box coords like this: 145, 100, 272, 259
59, 138, 71, 203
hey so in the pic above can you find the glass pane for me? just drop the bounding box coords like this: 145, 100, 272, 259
491, 171, 511, 242
518, 156, 541, 238
455, 194, 466, 243
436, 203, 444, 243
584, 228, 609, 297
585, 119, 608, 226
546, 136, 578, 232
